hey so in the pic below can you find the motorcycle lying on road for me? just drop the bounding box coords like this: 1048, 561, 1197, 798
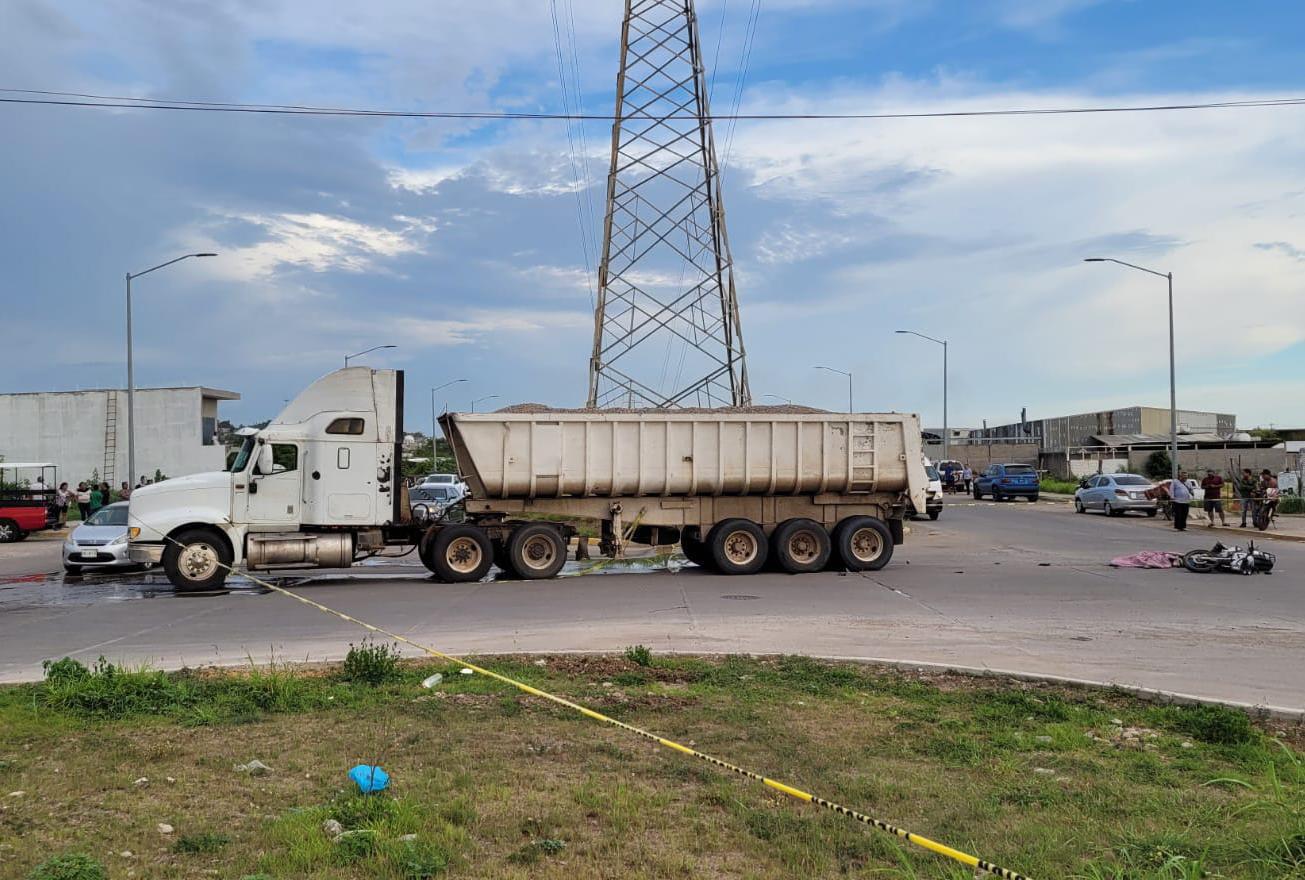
1182, 541, 1275, 575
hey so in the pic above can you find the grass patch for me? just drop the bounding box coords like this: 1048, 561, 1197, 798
172, 831, 231, 854
0, 654, 1301, 879
1041, 476, 1082, 494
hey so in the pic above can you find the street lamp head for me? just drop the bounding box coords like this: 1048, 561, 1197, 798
193, 252, 218, 258
1083, 257, 1105, 262
894, 329, 908, 334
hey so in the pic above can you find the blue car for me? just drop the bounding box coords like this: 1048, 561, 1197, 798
974, 463, 1040, 502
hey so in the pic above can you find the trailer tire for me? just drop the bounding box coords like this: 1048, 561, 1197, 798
492, 540, 519, 578
424, 525, 493, 582
832, 516, 893, 571
772, 518, 830, 574
507, 524, 567, 580
680, 527, 712, 569
707, 518, 767, 575
162, 527, 232, 592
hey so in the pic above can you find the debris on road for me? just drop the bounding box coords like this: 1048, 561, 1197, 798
1109, 550, 1182, 568
348, 763, 389, 794
420, 672, 443, 689
235, 759, 271, 776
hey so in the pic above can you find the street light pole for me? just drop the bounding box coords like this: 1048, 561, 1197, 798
430, 379, 468, 461
471, 395, 500, 413
762, 393, 794, 405
895, 330, 949, 461
813, 366, 853, 413
1084, 258, 1178, 482
344, 344, 397, 367
125, 252, 217, 490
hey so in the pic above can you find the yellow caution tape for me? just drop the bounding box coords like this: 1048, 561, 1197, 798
134, 521, 1032, 879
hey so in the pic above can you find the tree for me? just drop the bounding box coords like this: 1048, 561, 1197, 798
1143, 450, 1172, 479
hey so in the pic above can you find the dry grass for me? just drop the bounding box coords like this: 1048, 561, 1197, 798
1, 654, 1302, 879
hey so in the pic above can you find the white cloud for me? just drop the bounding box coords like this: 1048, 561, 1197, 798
197, 211, 436, 280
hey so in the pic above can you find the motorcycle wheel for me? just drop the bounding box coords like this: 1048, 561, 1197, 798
1182, 550, 1217, 573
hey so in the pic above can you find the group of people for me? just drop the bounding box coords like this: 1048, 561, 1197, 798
47, 477, 157, 526
1154, 467, 1280, 532
939, 462, 973, 494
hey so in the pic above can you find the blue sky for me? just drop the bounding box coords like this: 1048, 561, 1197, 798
2, 0, 1303, 430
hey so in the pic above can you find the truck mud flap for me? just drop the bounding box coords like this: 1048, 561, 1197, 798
889, 518, 904, 546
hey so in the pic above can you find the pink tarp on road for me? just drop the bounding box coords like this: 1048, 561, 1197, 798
1110, 550, 1183, 568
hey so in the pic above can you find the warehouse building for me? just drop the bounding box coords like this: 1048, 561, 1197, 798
974, 405, 1237, 453
0, 386, 239, 487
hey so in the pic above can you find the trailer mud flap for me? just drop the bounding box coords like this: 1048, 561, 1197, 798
889, 517, 904, 546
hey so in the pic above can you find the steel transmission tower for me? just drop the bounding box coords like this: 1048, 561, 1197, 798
587, 0, 750, 408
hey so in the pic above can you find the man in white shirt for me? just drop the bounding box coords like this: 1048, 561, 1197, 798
1169, 470, 1192, 531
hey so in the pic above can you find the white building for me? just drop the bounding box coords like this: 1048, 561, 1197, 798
0, 386, 240, 487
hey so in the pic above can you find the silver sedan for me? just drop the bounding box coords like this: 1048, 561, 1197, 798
63, 502, 148, 574
1074, 473, 1158, 517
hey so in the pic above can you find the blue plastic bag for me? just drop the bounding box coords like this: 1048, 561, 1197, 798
348, 764, 390, 794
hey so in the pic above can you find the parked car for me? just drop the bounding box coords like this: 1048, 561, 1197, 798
907, 462, 944, 520
422, 472, 468, 495
410, 483, 463, 521
63, 502, 144, 573
973, 463, 1040, 502
1074, 473, 1157, 517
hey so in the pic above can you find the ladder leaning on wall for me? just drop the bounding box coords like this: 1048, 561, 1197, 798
102, 391, 118, 486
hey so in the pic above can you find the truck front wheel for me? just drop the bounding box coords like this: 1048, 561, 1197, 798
832, 516, 893, 571
163, 528, 232, 592
707, 519, 768, 575
424, 525, 493, 583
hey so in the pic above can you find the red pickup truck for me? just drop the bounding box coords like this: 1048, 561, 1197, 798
0, 462, 59, 542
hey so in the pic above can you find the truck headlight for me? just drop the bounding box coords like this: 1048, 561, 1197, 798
128, 527, 140, 540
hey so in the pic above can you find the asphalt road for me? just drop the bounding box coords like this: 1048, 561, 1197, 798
1, 500, 1301, 710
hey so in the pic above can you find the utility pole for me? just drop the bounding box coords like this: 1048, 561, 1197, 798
588, 0, 749, 408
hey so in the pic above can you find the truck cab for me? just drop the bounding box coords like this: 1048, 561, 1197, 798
128, 367, 407, 589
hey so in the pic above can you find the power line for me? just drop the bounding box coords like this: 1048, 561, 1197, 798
3, 88, 1304, 121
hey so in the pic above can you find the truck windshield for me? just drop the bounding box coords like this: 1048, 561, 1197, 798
227, 436, 257, 472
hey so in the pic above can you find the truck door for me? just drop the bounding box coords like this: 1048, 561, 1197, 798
246, 442, 303, 524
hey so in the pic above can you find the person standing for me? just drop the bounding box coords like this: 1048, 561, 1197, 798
55, 482, 72, 528
75, 483, 91, 520
1169, 470, 1192, 531
1200, 469, 1227, 527
88, 483, 104, 514
962, 466, 973, 493
1261, 469, 1280, 527
119, 481, 131, 501
1237, 468, 1259, 527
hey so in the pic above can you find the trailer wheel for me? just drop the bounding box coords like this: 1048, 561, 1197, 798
772, 518, 830, 574
707, 518, 768, 575
492, 540, 519, 578
680, 527, 712, 569
163, 527, 232, 591
424, 525, 493, 582
507, 524, 567, 580
832, 516, 893, 571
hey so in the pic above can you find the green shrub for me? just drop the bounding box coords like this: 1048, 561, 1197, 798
1039, 477, 1081, 495
390, 839, 450, 878
26, 853, 107, 880
333, 830, 378, 864
1169, 704, 1254, 746
342, 639, 401, 685
329, 794, 397, 830
1279, 495, 1304, 515
1143, 450, 1172, 479
41, 658, 90, 685
173, 832, 230, 854
624, 645, 653, 667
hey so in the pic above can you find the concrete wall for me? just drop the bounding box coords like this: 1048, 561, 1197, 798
923, 443, 1039, 470
1125, 448, 1289, 478
0, 388, 230, 486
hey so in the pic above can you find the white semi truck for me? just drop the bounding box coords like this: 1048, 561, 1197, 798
128, 368, 929, 591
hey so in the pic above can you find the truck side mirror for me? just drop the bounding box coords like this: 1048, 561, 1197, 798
256, 443, 274, 476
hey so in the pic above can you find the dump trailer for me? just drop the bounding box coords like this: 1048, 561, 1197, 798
439, 408, 928, 578
127, 367, 928, 590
